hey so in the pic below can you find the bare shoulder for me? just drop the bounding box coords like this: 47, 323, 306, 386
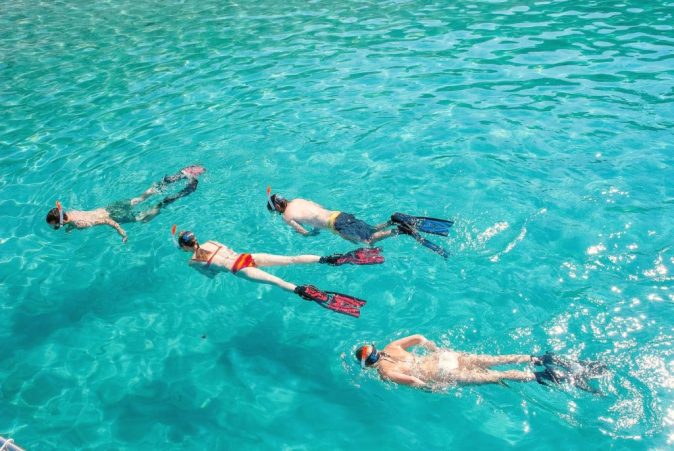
202, 240, 226, 249
289, 198, 323, 210
69, 209, 111, 227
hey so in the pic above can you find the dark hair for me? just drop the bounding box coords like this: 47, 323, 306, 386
178, 231, 197, 248
46, 208, 67, 224
266, 194, 288, 213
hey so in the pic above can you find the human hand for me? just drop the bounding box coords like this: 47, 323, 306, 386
122, 234, 128, 244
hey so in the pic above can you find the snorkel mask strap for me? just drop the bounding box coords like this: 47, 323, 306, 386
266, 186, 275, 211
56, 200, 64, 226
171, 224, 180, 248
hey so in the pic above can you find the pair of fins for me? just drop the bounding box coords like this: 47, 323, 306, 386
289, 249, 380, 318
294, 285, 366, 318
533, 352, 608, 394
390, 212, 454, 259
155, 165, 206, 208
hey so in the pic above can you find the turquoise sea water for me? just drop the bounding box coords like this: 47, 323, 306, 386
1, 0, 673, 448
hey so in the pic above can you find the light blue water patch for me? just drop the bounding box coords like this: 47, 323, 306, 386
1, 0, 673, 448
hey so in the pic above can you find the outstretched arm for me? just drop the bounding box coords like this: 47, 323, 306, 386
104, 218, 127, 243
284, 218, 311, 235
389, 334, 436, 351
384, 371, 427, 388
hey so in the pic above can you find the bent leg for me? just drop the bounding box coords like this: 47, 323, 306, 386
128, 186, 160, 206
369, 229, 398, 244
157, 178, 198, 208
372, 220, 394, 231
251, 253, 321, 267
460, 354, 533, 369
236, 267, 297, 292
135, 179, 199, 222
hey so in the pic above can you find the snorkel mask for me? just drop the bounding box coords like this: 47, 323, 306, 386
266, 186, 287, 213
55, 200, 64, 229
359, 344, 380, 368
178, 230, 196, 248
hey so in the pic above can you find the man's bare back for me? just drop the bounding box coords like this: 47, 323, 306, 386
267, 193, 398, 244
282, 199, 336, 234
48, 208, 128, 242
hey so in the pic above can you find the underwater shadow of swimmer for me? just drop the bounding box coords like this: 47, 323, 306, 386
4, 262, 168, 361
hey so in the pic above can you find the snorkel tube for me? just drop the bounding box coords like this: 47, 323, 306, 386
56, 200, 64, 227
266, 186, 275, 211
171, 224, 180, 248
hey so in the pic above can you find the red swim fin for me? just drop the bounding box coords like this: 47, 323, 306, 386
294, 285, 366, 317
294, 285, 329, 302
324, 293, 366, 318
320, 247, 384, 266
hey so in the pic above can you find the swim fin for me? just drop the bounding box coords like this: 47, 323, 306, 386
294, 285, 366, 318
319, 248, 384, 266
180, 165, 206, 178
534, 367, 568, 386
533, 352, 607, 393
162, 165, 206, 184
397, 223, 450, 259
156, 178, 198, 208
391, 212, 454, 237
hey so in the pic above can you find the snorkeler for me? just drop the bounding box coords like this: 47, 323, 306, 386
174, 229, 382, 317
45, 165, 205, 243
266, 188, 454, 258
356, 335, 607, 392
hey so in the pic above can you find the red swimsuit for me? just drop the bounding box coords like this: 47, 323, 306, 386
230, 253, 256, 273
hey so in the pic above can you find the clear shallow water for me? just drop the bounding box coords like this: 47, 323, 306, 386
1, 0, 673, 448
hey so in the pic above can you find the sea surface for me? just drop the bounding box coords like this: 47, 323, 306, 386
1, 0, 673, 449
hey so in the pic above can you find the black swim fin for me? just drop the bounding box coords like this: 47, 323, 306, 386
157, 178, 198, 208
533, 352, 607, 394
391, 212, 454, 237
534, 367, 568, 386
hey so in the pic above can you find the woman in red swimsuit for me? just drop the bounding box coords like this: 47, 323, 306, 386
174, 230, 384, 317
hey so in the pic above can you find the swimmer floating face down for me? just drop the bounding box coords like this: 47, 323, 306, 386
46, 201, 66, 230
266, 186, 288, 213
355, 344, 381, 368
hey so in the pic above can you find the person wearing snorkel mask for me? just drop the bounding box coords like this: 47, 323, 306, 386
173, 229, 378, 317
356, 335, 607, 391
45, 165, 205, 243
266, 189, 454, 259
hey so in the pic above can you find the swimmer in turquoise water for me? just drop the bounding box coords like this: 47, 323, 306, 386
266, 189, 453, 258
174, 229, 380, 317
356, 335, 607, 391
46, 165, 205, 243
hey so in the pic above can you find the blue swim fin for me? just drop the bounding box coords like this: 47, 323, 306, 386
397, 223, 449, 259
391, 212, 454, 236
